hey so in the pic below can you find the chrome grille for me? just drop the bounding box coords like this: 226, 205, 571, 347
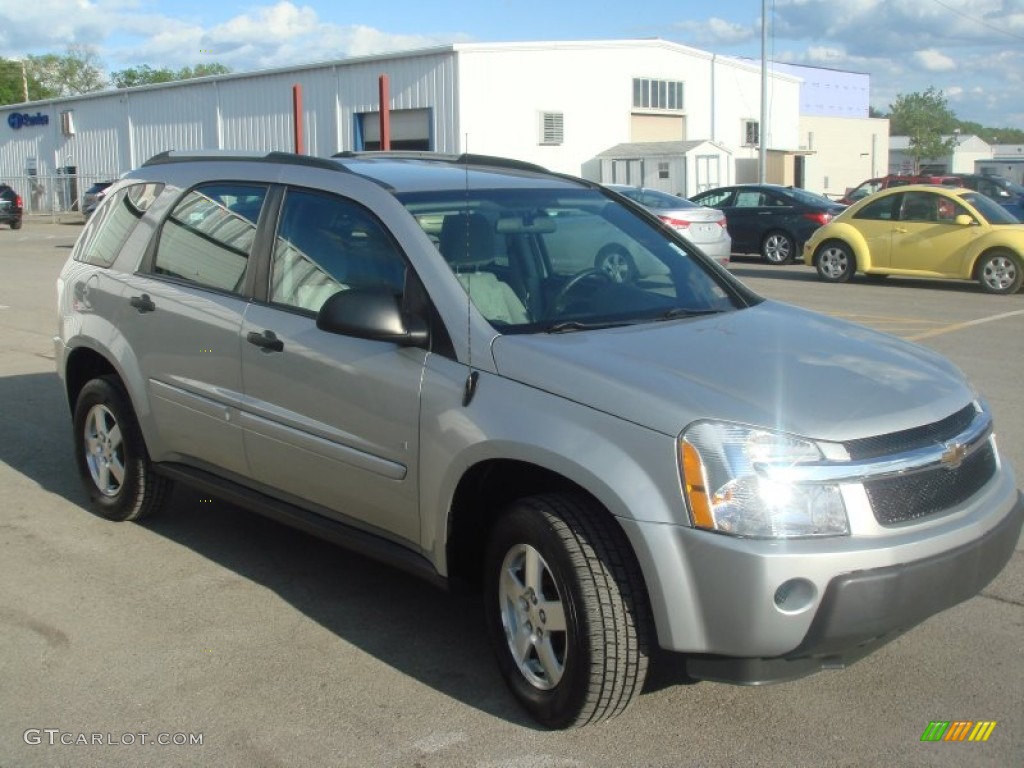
864, 441, 997, 525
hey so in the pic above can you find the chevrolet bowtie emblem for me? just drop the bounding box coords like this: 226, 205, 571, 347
940, 441, 969, 470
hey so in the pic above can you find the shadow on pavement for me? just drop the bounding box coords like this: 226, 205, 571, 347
0, 371, 537, 728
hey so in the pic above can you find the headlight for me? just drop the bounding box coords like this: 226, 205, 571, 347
679, 421, 849, 538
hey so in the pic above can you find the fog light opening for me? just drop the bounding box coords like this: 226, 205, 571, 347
773, 578, 816, 615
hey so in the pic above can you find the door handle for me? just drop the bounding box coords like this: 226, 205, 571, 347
129, 294, 155, 313
246, 330, 284, 353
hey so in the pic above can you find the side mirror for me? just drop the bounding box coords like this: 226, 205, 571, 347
316, 288, 428, 347
954, 214, 975, 227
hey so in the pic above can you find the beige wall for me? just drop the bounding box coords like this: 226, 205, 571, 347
797, 116, 890, 198
629, 114, 686, 142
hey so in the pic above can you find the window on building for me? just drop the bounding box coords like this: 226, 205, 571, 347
539, 112, 564, 145
743, 120, 760, 147
632, 79, 685, 111
658, 162, 670, 180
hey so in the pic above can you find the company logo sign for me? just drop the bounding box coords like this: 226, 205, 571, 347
8, 112, 50, 130
920, 720, 997, 742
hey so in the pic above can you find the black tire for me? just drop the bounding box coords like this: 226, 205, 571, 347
761, 231, 796, 264
72, 376, 172, 521
10, 218, 22, 230
484, 493, 650, 728
815, 241, 855, 283
976, 250, 1022, 295
595, 244, 636, 283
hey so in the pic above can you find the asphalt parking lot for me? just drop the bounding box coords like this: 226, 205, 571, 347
1, 223, 1022, 767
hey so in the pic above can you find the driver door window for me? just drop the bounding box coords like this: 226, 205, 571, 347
270, 188, 407, 313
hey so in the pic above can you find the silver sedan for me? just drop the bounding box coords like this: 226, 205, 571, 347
607, 184, 731, 265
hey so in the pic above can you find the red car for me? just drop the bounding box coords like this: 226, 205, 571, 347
840, 174, 960, 205
0, 183, 23, 229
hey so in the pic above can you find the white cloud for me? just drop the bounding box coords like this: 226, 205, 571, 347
914, 48, 956, 71
673, 17, 754, 46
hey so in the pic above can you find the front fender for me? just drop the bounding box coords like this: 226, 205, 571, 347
417, 355, 685, 573
812, 224, 874, 271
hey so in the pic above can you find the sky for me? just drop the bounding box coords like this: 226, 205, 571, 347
1, 0, 1023, 130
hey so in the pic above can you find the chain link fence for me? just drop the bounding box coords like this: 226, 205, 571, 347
2, 172, 118, 219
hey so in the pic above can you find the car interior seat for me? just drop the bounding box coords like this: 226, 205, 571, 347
439, 212, 529, 324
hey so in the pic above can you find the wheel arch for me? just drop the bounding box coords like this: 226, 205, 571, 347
970, 246, 1023, 280
813, 236, 866, 273
64, 346, 121, 416
446, 459, 610, 586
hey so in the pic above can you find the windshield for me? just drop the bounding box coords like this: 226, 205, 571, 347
398, 187, 750, 332
963, 192, 1021, 224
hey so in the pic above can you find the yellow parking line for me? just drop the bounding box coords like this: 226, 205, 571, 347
906, 309, 1024, 341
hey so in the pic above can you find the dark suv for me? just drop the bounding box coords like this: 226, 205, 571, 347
954, 174, 1024, 220
0, 183, 23, 229
56, 151, 1022, 728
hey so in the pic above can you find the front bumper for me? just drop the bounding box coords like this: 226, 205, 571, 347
687, 490, 1022, 684
620, 471, 1022, 681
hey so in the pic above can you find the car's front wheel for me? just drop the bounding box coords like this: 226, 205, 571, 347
976, 250, 1022, 294
762, 231, 796, 264
815, 241, 855, 283
73, 376, 172, 521
484, 493, 650, 729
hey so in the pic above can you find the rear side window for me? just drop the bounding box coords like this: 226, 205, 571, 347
76, 183, 163, 267
152, 183, 268, 293
855, 195, 899, 221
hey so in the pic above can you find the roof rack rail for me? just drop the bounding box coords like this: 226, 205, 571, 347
143, 150, 344, 173
332, 150, 549, 174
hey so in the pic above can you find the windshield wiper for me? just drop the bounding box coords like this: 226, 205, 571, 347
656, 307, 726, 321
544, 320, 634, 334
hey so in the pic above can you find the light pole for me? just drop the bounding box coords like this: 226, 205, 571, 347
20, 59, 29, 103
759, 0, 768, 184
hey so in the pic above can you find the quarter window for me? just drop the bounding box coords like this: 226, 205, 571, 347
76, 183, 163, 267
270, 188, 407, 313
153, 184, 268, 293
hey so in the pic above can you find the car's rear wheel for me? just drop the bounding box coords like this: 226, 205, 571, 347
484, 493, 650, 729
815, 241, 855, 283
976, 251, 1022, 294
10, 218, 22, 230
73, 376, 172, 521
761, 231, 795, 264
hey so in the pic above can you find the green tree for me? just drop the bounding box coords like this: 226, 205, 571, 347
888, 87, 958, 173
25, 44, 105, 97
111, 62, 232, 89
0, 57, 51, 104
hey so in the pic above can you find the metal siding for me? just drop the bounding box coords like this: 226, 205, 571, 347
128, 84, 218, 166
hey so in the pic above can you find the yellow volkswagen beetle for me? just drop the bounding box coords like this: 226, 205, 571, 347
804, 184, 1023, 294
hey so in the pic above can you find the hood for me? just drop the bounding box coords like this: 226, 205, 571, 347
491, 301, 974, 442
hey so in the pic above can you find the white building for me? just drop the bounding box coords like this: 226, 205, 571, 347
1, 39, 871, 211
888, 133, 993, 175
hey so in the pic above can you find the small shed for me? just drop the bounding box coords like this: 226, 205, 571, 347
596, 140, 732, 197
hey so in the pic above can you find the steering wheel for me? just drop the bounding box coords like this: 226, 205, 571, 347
553, 268, 613, 312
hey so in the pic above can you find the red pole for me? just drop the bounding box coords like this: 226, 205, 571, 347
378, 74, 391, 151
292, 84, 304, 154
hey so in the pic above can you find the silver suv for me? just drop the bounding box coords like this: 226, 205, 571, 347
56, 151, 1023, 729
